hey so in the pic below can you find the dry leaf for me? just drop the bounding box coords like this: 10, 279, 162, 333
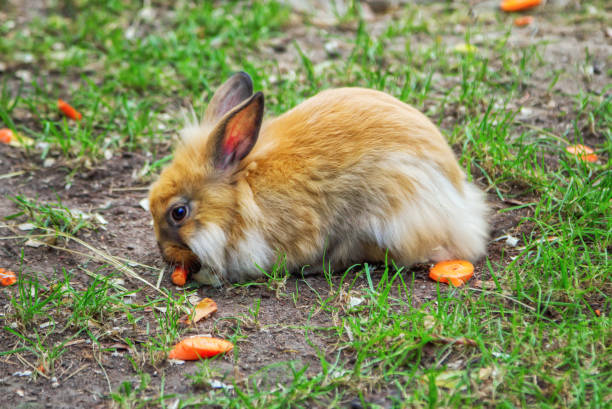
453, 43, 477, 54
427, 336, 478, 347
181, 298, 218, 325
433, 370, 465, 390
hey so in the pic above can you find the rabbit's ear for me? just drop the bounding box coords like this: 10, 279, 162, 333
209, 92, 264, 170
203, 72, 254, 124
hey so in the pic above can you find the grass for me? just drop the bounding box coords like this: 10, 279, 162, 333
6, 195, 103, 235
1, 0, 610, 408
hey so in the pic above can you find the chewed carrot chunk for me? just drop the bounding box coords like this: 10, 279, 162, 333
0, 268, 17, 286
171, 266, 188, 286
58, 98, 82, 120
565, 144, 598, 163
168, 336, 234, 360
429, 260, 474, 287
500, 0, 541, 12
0, 128, 14, 144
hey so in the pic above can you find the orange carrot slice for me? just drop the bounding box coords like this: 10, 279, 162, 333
171, 266, 188, 286
500, 0, 541, 12
0, 268, 17, 286
429, 260, 474, 287
0, 128, 14, 144
514, 16, 534, 26
58, 98, 82, 120
168, 336, 233, 360
594, 309, 601, 317
565, 144, 598, 163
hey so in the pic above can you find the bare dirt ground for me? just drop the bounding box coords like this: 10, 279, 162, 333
0, 1, 610, 408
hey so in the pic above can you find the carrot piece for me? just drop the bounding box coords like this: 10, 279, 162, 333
0, 268, 17, 286
594, 309, 601, 317
514, 16, 534, 26
57, 98, 82, 120
500, 0, 541, 12
171, 265, 188, 286
565, 144, 598, 163
168, 336, 233, 360
429, 260, 474, 287
0, 128, 13, 144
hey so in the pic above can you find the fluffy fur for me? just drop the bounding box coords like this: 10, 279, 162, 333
148, 73, 489, 285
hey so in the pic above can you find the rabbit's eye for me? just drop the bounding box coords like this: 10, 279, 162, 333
170, 205, 189, 224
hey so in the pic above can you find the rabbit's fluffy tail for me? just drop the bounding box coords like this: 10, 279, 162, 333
366, 155, 489, 264
430, 180, 489, 262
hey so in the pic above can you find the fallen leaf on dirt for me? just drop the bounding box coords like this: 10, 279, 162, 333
139, 198, 150, 212
344, 323, 354, 342
565, 144, 598, 163
505, 235, 519, 247
58, 98, 82, 120
181, 298, 218, 325
1, 128, 34, 147
9, 133, 34, 148
171, 266, 188, 286
64, 339, 87, 347
427, 336, 478, 347
423, 315, 436, 330
477, 366, 496, 380
471, 279, 498, 290
24, 239, 44, 248
348, 296, 364, 308
107, 343, 130, 351
432, 370, 465, 390
429, 260, 474, 287
70, 208, 108, 227
422, 366, 500, 391
0, 268, 17, 286
209, 379, 234, 390
514, 15, 533, 26
453, 43, 477, 54
87, 319, 102, 329
500, 0, 541, 12
18, 222, 37, 231
168, 336, 233, 360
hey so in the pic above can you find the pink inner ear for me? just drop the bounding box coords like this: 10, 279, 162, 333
223, 122, 242, 155
221, 106, 257, 162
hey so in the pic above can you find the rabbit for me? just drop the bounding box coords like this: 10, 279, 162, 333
148, 72, 489, 286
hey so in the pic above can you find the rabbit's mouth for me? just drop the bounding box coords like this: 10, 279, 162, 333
166, 246, 223, 287
159, 241, 200, 273
184, 260, 202, 276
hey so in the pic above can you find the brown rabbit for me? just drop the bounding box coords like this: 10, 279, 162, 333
149, 72, 488, 286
